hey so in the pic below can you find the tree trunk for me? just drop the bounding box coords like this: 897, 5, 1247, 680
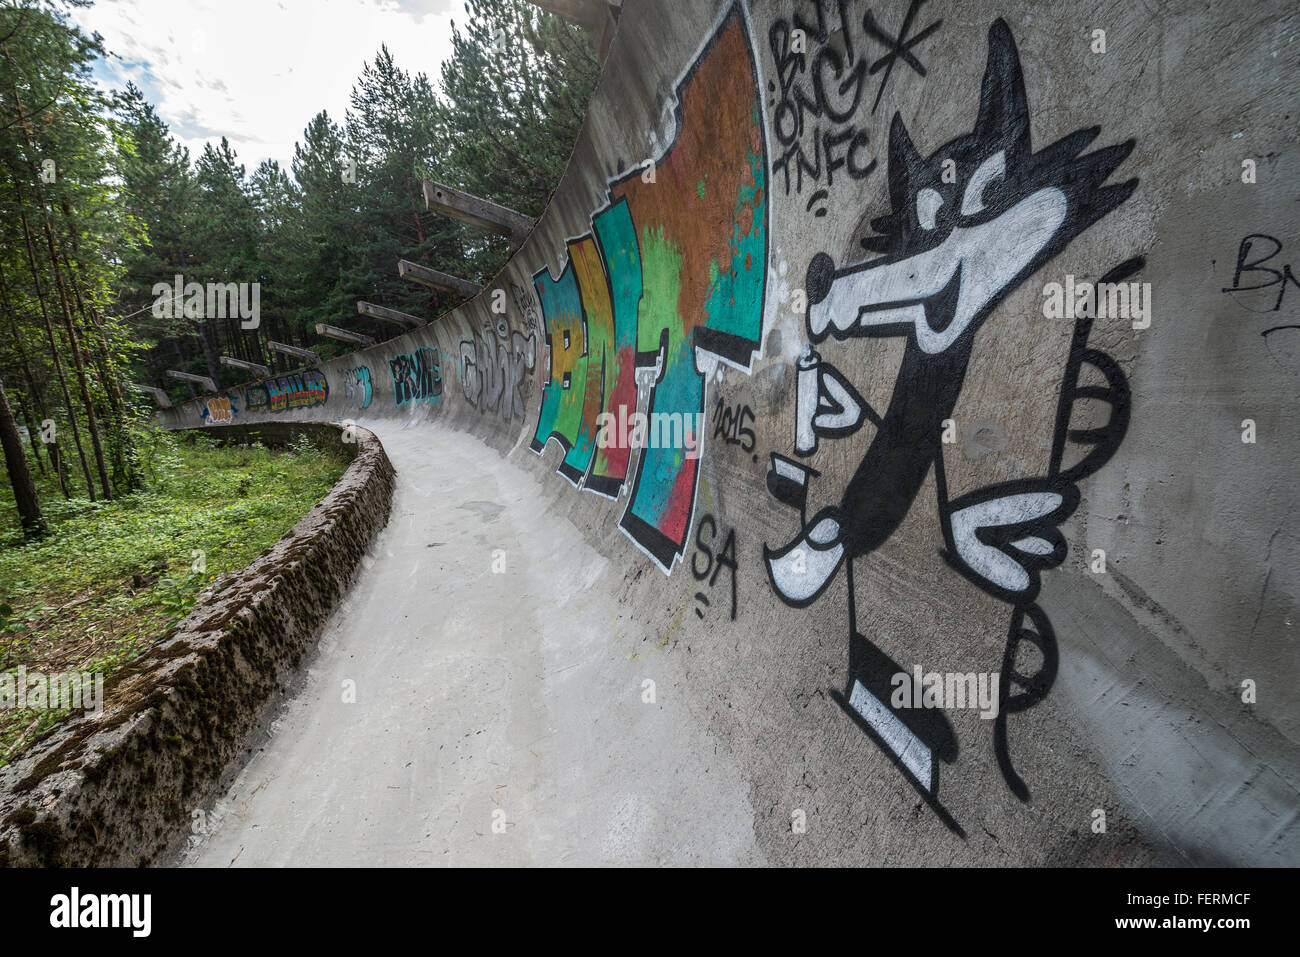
4, 75, 103, 500
18, 208, 96, 501
0, 374, 45, 538
0, 262, 61, 486
37, 202, 113, 501
198, 319, 222, 389
170, 339, 196, 398
12, 391, 45, 476
58, 203, 141, 490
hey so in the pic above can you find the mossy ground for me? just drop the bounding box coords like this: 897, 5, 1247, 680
0, 428, 345, 768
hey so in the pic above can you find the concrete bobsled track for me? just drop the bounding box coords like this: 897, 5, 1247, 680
163, 0, 1298, 866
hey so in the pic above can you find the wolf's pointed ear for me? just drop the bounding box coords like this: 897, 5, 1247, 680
888, 111, 923, 216
975, 19, 1031, 163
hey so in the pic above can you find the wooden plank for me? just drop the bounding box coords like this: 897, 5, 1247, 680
422, 179, 535, 246
315, 323, 376, 347
128, 383, 172, 408
357, 301, 423, 329
219, 355, 271, 378
165, 370, 217, 393
397, 260, 483, 300
266, 340, 320, 363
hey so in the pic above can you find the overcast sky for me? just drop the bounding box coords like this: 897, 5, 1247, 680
71, 0, 460, 172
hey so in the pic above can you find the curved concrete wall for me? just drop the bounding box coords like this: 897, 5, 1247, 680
159, 0, 1299, 865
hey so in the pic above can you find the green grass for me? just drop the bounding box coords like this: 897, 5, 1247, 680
0, 427, 347, 767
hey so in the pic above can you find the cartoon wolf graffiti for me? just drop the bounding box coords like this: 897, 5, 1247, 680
764, 19, 1140, 831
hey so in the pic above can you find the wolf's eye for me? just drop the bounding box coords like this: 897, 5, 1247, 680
916, 188, 943, 230
961, 150, 1006, 216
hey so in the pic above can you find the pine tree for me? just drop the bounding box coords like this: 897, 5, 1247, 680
1, 0, 141, 498
1, 0, 602, 446
344, 46, 459, 337
431, 0, 599, 277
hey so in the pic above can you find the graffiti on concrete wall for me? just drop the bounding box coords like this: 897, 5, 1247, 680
769, 1, 872, 202
511, 280, 543, 339
692, 513, 739, 621
200, 393, 238, 425
246, 369, 329, 414
1219, 233, 1297, 369
1221, 233, 1297, 314
767, 0, 942, 211
712, 394, 757, 455
390, 346, 442, 407
764, 19, 1139, 832
459, 318, 537, 422
344, 366, 372, 409
530, 2, 768, 572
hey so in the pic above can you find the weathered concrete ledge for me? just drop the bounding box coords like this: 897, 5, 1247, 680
0, 423, 395, 867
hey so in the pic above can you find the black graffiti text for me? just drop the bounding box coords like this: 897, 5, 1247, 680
712, 396, 757, 452
1222, 233, 1298, 313
692, 514, 739, 622
768, 1, 878, 200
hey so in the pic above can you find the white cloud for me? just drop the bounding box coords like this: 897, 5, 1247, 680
73, 0, 458, 172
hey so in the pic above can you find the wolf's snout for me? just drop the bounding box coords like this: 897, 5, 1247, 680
806, 252, 835, 306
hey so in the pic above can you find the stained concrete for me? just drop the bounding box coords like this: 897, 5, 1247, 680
159, 0, 1299, 866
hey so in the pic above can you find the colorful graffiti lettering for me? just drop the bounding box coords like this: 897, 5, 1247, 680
200, 393, 237, 425
266, 369, 329, 413
240, 371, 328, 415
344, 366, 373, 409
246, 384, 268, 412
530, 3, 768, 572
764, 19, 1138, 833
390, 347, 442, 407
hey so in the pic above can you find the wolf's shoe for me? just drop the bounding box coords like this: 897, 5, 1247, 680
764, 506, 846, 607
831, 632, 962, 834
833, 633, 959, 796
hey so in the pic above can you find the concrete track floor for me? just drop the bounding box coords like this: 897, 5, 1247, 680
182, 422, 763, 866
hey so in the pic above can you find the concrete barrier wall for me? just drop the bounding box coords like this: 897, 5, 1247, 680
0, 424, 394, 866
158, 0, 1298, 864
